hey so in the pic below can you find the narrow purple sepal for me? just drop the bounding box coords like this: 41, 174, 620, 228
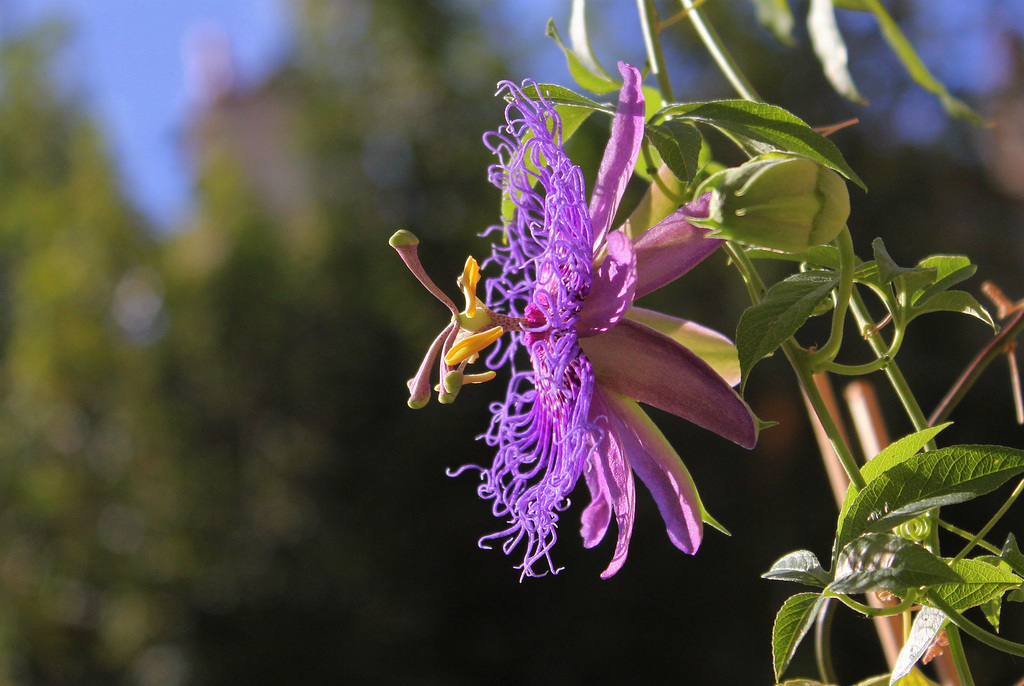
587, 388, 637, 578
600, 390, 704, 555
579, 318, 757, 448
632, 194, 723, 299
580, 457, 612, 548
576, 229, 637, 338
589, 62, 645, 250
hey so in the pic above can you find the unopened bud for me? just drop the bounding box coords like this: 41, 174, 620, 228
695, 154, 850, 253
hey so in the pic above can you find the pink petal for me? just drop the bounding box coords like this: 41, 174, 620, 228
598, 389, 704, 555
576, 230, 637, 337
633, 195, 723, 299
587, 389, 637, 578
589, 62, 645, 250
625, 307, 740, 386
580, 453, 612, 548
579, 318, 757, 449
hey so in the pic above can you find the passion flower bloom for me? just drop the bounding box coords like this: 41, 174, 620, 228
392, 62, 757, 579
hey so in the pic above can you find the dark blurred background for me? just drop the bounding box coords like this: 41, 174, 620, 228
0, 0, 1022, 684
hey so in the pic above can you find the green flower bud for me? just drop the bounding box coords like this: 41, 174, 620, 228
695, 154, 850, 253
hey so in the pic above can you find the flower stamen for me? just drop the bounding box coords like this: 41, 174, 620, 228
444, 325, 504, 367
460, 256, 481, 317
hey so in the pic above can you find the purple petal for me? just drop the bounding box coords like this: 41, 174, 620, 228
579, 318, 757, 448
576, 229, 637, 337
625, 307, 740, 386
589, 62, 645, 250
633, 195, 723, 299
586, 389, 637, 578
580, 455, 612, 548
598, 389, 703, 555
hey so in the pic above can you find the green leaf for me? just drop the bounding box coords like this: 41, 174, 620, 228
832, 0, 869, 9
834, 444, 1024, 557
772, 592, 826, 682
929, 558, 1023, 612
519, 82, 610, 114
545, 19, 618, 94
860, 424, 951, 485
853, 671, 941, 686
763, 549, 832, 587
748, 0, 796, 45
871, 238, 935, 291
645, 120, 702, 185
909, 290, 996, 329
736, 271, 839, 389
892, 607, 947, 683
829, 533, 962, 595
655, 100, 865, 190
808, 0, 866, 104
746, 245, 842, 270
1001, 533, 1024, 577
568, 0, 614, 83
854, 0, 984, 125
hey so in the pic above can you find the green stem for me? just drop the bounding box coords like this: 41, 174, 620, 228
926, 592, 1024, 657
637, 0, 674, 103
849, 290, 931, 435
950, 476, 1024, 565
675, 0, 763, 102
937, 519, 1002, 555
827, 591, 917, 617
808, 227, 856, 370
726, 243, 867, 490
945, 627, 976, 686
814, 598, 838, 686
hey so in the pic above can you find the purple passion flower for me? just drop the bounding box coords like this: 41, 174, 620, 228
391, 62, 757, 579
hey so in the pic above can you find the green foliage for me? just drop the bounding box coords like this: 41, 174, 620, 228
771, 592, 826, 681
655, 100, 865, 189
644, 120, 702, 185
762, 549, 830, 587
736, 271, 839, 389
807, 0, 865, 104
546, 18, 618, 95
747, 0, 795, 46
834, 445, 1024, 557
829, 532, 961, 595
929, 558, 1022, 613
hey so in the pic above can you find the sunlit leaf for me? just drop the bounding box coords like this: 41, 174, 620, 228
645, 120, 702, 184
772, 592, 826, 681
736, 270, 839, 389
929, 558, 1023, 612
808, 0, 866, 104
891, 607, 947, 683
835, 444, 1024, 557
854, 0, 984, 124
545, 19, 618, 94
655, 100, 865, 189
763, 549, 832, 587
568, 0, 614, 82
909, 290, 996, 330
829, 533, 961, 594
748, 0, 796, 45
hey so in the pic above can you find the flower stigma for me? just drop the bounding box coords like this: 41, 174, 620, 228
390, 230, 527, 408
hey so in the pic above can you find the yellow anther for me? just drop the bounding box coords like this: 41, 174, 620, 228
462, 370, 496, 385
461, 256, 481, 317
444, 325, 503, 367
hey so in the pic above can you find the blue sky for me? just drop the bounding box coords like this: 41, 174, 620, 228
4, 0, 293, 230
2, 0, 1021, 230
